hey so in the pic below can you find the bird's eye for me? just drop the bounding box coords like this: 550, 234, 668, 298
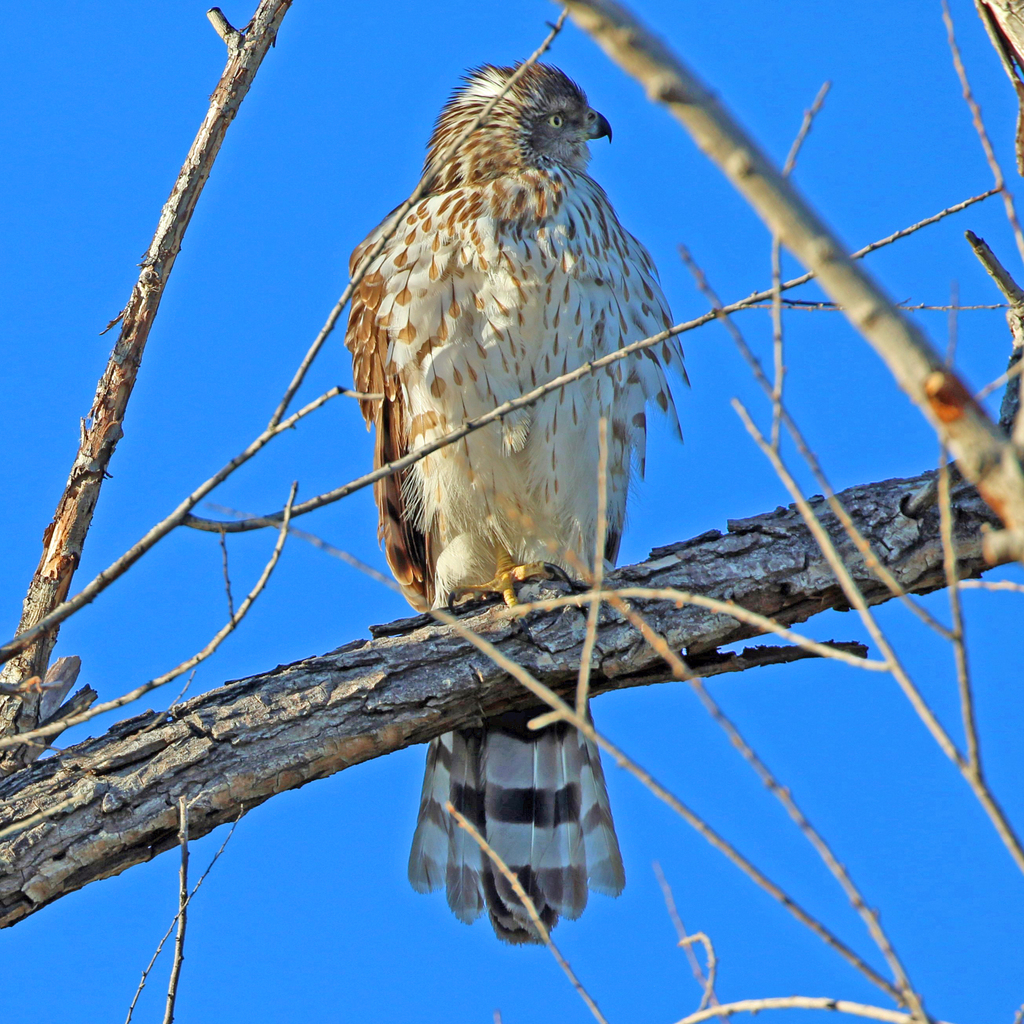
547, 114, 563, 128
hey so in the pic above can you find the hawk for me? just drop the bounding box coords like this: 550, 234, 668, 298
345, 63, 684, 943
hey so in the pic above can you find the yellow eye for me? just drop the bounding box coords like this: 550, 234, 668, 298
547, 114, 563, 128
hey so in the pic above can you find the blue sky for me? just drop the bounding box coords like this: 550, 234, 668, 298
2, 2, 1023, 1021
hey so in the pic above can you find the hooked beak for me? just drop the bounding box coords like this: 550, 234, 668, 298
588, 110, 612, 143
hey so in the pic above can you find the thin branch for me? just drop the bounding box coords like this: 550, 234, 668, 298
671, 997, 955, 1024
782, 81, 831, 177
678, 933, 718, 1013
218, 532, 235, 620
446, 801, 608, 1024
162, 798, 189, 1024
576, 418, 609, 717
516, 589, 887, 671
938, 454, 980, 773
562, 0, 1024, 558
0, 0, 293, 767
976, 357, 1024, 402
959, 577, 1024, 592
207, 8, 243, 50
678, 246, 953, 641
734, 399, 1024, 877
944, 1, 1024, 266
0, 484, 298, 752
772, 80, 831, 449
742, 302, 1008, 312
125, 815, 241, 1024
653, 862, 720, 1009
964, 229, 1024, 440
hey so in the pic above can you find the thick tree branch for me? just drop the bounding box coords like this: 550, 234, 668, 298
0, 471, 997, 928
0, 0, 292, 769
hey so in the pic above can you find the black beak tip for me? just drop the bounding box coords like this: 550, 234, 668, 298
590, 111, 612, 143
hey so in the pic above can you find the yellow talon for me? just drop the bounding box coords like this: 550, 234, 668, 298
449, 552, 558, 608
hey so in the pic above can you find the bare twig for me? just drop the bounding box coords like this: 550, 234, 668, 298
772, 80, 831, 448
653, 862, 720, 1008
938, 454, 980, 773
679, 933, 718, 1013
517, 588, 886, 671
125, 814, 241, 1024
562, 0, 1024, 559
964, 229, 1024, 439
782, 81, 831, 178
0, 484, 298, 752
742, 302, 1007, 312
445, 801, 609, 1024
976, 358, 1024, 402
162, 798, 190, 1024
576, 418, 609, 716
0, 0, 293, 768
959, 577, 1024, 592
218, 532, 235, 620
944, 1, 1024, 265
207, 8, 242, 49
734, 400, 1024, 877
671, 997, 954, 1024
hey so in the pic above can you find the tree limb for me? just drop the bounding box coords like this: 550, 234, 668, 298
0, 0, 293, 770
0, 470, 997, 928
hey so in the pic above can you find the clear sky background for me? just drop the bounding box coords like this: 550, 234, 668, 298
2, 2, 1023, 1022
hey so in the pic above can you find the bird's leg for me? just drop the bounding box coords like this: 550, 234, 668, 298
449, 549, 565, 609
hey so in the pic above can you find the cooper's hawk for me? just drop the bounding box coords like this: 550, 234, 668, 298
345, 63, 684, 942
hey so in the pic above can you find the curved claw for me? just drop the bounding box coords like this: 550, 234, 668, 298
540, 562, 573, 585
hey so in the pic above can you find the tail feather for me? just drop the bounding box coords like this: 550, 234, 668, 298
410, 705, 622, 943
408, 735, 452, 893
578, 729, 626, 896
445, 728, 485, 922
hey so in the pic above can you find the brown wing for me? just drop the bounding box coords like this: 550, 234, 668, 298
346, 235, 436, 611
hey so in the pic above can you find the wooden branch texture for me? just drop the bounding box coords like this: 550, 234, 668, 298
0, 0, 292, 773
0, 471, 997, 928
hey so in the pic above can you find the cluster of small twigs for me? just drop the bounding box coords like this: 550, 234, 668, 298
2, 1, 1023, 1023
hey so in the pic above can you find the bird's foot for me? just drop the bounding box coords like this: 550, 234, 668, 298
448, 562, 570, 610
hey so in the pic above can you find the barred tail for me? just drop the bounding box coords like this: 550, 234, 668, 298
407, 705, 624, 943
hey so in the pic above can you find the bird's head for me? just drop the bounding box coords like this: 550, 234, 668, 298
424, 63, 611, 191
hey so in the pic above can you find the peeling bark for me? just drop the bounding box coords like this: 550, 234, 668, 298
0, 470, 996, 928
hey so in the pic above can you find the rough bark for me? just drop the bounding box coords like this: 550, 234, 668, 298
0, 470, 997, 929
0, 0, 292, 774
